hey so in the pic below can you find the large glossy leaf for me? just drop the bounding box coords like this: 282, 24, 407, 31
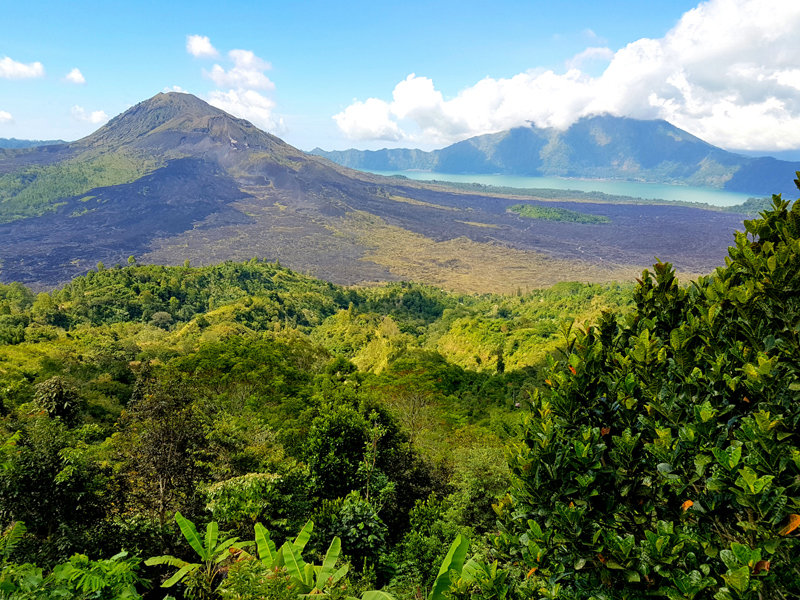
214, 537, 241, 564
293, 520, 314, 552
144, 555, 189, 568
205, 521, 219, 557
330, 564, 349, 585
255, 523, 277, 566
162, 563, 200, 587
428, 534, 469, 600
317, 536, 341, 588
175, 512, 207, 561
362, 591, 397, 600
281, 541, 309, 589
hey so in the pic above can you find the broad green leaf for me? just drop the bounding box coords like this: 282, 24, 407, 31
317, 536, 341, 588
205, 521, 219, 557
214, 537, 241, 563
175, 512, 207, 561
281, 541, 309, 588
362, 591, 397, 600
722, 566, 750, 595
330, 564, 349, 585
144, 555, 189, 568
255, 523, 278, 566
730, 543, 754, 567
428, 534, 469, 600
293, 520, 314, 553
162, 563, 200, 587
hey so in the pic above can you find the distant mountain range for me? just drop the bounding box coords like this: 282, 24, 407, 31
0, 137, 68, 149
0, 93, 757, 290
310, 116, 800, 196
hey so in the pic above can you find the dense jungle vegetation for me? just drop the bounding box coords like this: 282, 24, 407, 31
0, 179, 798, 600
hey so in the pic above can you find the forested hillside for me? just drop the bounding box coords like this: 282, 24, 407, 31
0, 180, 798, 600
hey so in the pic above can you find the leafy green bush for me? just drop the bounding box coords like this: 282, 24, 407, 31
497, 189, 800, 599
0, 547, 148, 599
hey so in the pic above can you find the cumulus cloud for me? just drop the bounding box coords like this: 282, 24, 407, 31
71, 106, 109, 124
565, 47, 614, 70
64, 68, 86, 84
164, 85, 188, 93
334, 98, 403, 141
208, 89, 284, 132
0, 111, 12, 124
333, 0, 800, 151
204, 50, 274, 90
186, 34, 219, 58
192, 42, 283, 133
0, 56, 45, 79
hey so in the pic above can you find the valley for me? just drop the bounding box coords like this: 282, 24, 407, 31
0, 93, 753, 292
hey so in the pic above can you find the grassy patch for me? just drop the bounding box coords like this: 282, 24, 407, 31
0, 152, 161, 223
455, 220, 500, 228
387, 194, 459, 211
508, 203, 611, 224
340, 211, 638, 294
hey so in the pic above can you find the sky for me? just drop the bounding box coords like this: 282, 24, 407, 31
2, 0, 800, 156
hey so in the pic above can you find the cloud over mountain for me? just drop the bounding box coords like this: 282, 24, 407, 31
334, 0, 800, 151
188, 37, 283, 134
71, 106, 108, 124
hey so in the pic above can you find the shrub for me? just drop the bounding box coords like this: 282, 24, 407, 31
497, 190, 800, 599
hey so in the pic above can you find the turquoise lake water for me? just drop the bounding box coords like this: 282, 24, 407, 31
365, 170, 758, 207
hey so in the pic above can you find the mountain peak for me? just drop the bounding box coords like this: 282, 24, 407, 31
74, 92, 286, 155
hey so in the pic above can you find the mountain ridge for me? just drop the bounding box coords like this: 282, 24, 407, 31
0, 93, 756, 291
0, 138, 68, 149
310, 115, 800, 196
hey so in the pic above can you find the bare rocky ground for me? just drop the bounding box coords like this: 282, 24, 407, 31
0, 93, 748, 292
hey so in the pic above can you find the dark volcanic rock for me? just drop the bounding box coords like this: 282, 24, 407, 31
0, 158, 252, 285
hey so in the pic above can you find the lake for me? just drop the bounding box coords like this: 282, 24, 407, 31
365, 170, 757, 207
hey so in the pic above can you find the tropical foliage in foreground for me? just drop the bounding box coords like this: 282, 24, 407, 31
0, 179, 798, 599
497, 189, 800, 599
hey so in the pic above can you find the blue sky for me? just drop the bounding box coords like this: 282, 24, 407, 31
2, 0, 799, 155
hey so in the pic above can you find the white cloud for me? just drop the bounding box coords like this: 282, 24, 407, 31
0, 111, 12, 124
186, 34, 219, 58
164, 85, 188, 93
71, 106, 109, 124
0, 56, 45, 79
334, 0, 800, 151
334, 98, 403, 141
64, 68, 86, 84
192, 42, 283, 134
565, 47, 614, 70
204, 49, 274, 90
207, 89, 284, 133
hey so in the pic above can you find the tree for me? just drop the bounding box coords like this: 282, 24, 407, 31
33, 376, 80, 425
498, 191, 800, 600
116, 366, 206, 526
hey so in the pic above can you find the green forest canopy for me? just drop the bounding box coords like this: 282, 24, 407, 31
0, 182, 799, 600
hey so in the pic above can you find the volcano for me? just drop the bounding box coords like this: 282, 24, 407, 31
0, 93, 753, 292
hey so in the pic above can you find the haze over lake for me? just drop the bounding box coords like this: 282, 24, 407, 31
365, 170, 758, 207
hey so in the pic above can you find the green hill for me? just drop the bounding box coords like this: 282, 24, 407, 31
0, 187, 798, 599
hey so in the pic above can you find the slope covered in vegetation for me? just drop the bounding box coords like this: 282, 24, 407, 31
0, 178, 798, 600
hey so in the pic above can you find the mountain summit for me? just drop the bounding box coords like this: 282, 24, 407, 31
0, 93, 754, 290
312, 115, 800, 196
74, 92, 294, 158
